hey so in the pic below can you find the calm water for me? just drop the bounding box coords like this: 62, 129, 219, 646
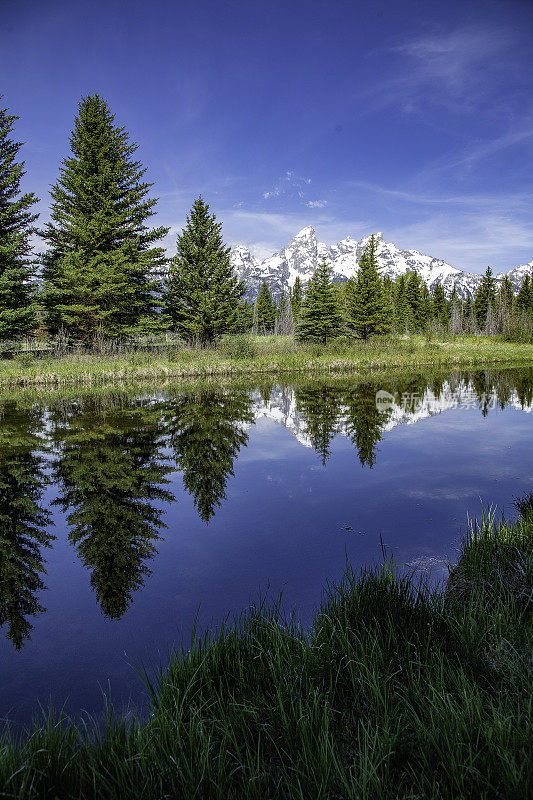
1, 368, 532, 728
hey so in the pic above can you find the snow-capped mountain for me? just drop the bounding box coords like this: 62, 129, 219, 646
230, 227, 533, 300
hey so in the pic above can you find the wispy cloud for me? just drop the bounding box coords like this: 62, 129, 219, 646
373, 24, 516, 115
262, 170, 313, 203
219, 209, 369, 257
387, 213, 533, 271
343, 179, 533, 270
396, 26, 509, 89
306, 199, 327, 208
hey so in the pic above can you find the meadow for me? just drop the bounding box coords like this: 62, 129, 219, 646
1, 333, 533, 387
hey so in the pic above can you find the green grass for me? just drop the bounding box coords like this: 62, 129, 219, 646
0, 333, 532, 386
1, 497, 531, 799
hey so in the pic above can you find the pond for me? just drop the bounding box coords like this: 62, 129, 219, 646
1, 367, 532, 729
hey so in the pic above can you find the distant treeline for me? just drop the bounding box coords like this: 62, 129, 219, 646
1, 93, 533, 347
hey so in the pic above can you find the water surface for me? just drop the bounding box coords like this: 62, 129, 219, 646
1, 367, 532, 727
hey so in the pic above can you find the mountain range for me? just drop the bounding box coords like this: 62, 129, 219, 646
230, 227, 533, 300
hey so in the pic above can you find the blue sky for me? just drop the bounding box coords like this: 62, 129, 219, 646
2, 0, 533, 272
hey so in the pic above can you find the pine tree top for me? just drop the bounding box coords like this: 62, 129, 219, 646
164, 196, 245, 343
41, 93, 168, 258
0, 98, 39, 256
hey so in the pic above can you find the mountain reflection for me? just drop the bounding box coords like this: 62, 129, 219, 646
0, 367, 532, 647
50, 400, 174, 619
0, 404, 53, 650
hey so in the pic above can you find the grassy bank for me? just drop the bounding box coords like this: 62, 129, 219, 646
1, 499, 532, 799
1, 334, 533, 386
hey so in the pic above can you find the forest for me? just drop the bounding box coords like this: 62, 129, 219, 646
2, 93, 533, 353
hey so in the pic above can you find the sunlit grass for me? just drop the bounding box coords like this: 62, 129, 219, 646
0, 333, 532, 387
1, 495, 531, 799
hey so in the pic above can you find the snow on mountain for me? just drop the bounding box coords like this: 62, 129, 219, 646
497, 260, 533, 292
230, 228, 532, 300
247, 382, 532, 452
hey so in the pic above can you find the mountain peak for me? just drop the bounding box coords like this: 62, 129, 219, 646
292, 225, 316, 240
230, 227, 530, 302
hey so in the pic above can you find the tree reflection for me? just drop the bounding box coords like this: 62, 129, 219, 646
0, 404, 53, 649
164, 389, 254, 522
294, 385, 343, 465
51, 400, 173, 618
513, 368, 533, 408
343, 383, 392, 468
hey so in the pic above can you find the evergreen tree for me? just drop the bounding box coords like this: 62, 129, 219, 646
164, 196, 245, 344
432, 284, 449, 327
448, 284, 462, 334
405, 272, 425, 331
0, 100, 39, 340
383, 275, 393, 306
473, 267, 497, 328
255, 281, 276, 333
296, 259, 344, 344
499, 275, 514, 311
420, 281, 432, 325
51, 401, 173, 618
40, 94, 168, 340
463, 294, 473, 329
345, 236, 390, 340
290, 276, 303, 323
393, 274, 410, 332
164, 388, 254, 522
235, 300, 254, 333
0, 404, 53, 649
516, 274, 532, 314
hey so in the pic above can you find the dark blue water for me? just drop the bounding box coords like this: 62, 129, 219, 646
1, 368, 532, 729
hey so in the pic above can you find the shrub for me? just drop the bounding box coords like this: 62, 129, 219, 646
218, 334, 256, 360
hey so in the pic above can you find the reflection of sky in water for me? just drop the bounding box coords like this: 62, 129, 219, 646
1, 376, 532, 728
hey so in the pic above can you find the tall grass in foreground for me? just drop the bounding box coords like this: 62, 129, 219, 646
1, 499, 531, 799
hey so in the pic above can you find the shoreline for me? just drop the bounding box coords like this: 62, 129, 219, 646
0, 334, 532, 388
1, 497, 531, 799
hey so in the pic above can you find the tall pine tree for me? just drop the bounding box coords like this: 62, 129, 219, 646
164, 196, 245, 345
255, 281, 276, 333
393, 274, 410, 332
473, 267, 497, 329
40, 94, 168, 341
0, 99, 38, 340
296, 258, 344, 344
405, 271, 425, 331
345, 235, 390, 340
516, 274, 532, 314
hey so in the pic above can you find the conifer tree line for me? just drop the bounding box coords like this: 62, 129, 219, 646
2, 92, 533, 346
